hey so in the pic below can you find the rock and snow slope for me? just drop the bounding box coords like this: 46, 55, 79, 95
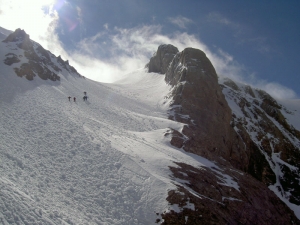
0, 31, 243, 224
146, 44, 300, 224
220, 77, 300, 217
1, 29, 300, 224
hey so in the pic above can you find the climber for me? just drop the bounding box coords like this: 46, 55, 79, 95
68, 96, 71, 101
74, 97, 76, 102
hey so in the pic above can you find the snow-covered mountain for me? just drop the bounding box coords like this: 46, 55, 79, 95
0, 29, 300, 224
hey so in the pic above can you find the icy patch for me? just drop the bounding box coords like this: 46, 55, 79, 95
222, 196, 242, 202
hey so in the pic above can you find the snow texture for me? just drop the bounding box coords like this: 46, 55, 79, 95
0, 37, 241, 224
1, 35, 300, 223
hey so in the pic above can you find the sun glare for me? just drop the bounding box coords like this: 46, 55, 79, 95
0, 0, 58, 42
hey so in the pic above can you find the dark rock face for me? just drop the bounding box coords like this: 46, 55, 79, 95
147, 44, 179, 74
221, 78, 300, 205
165, 48, 248, 171
161, 162, 299, 225
147, 45, 300, 224
2, 28, 81, 81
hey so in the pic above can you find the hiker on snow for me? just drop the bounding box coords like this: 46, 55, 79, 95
74, 97, 76, 102
68, 96, 71, 101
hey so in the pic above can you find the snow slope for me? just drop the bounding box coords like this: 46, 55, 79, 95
278, 99, 300, 131
0, 27, 11, 41
0, 40, 240, 225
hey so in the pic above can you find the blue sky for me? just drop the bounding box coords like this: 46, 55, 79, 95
0, 0, 299, 99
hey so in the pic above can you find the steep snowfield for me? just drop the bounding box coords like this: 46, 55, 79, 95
0, 27, 12, 41
278, 99, 300, 131
0, 44, 237, 225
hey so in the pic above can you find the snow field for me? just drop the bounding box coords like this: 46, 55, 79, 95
0, 66, 226, 224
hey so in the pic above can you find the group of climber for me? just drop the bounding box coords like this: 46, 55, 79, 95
68, 96, 76, 102
68, 91, 88, 102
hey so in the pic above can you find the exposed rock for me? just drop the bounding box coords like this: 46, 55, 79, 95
57, 55, 80, 75
147, 44, 179, 74
162, 162, 299, 225
147, 45, 300, 224
4, 53, 20, 65
243, 85, 255, 98
2, 28, 82, 81
14, 62, 60, 81
3, 28, 31, 48
165, 47, 248, 171
223, 79, 240, 91
165, 129, 185, 149
221, 78, 300, 205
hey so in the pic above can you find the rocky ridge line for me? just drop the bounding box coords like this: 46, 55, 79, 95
2, 28, 81, 81
147, 44, 300, 224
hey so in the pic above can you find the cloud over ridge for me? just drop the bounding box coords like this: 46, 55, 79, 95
0, 0, 296, 99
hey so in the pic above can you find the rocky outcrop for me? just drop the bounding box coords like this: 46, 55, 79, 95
161, 162, 299, 225
2, 28, 81, 81
4, 53, 20, 65
147, 44, 300, 224
164, 48, 248, 171
147, 44, 179, 74
57, 55, 80, 75
3, 28, 31, 49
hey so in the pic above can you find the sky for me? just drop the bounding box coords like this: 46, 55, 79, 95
0, 0, 299, 99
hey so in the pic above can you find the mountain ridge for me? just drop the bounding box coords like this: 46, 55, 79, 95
0, 28, 300, 224
146, 44, 300, 223
2, 28, 81, 81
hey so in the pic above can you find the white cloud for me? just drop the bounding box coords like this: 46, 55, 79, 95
0, 1, 296, 98
68, 25, 250, 84
167, 16, 193, 29
256, 82, 296, 99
